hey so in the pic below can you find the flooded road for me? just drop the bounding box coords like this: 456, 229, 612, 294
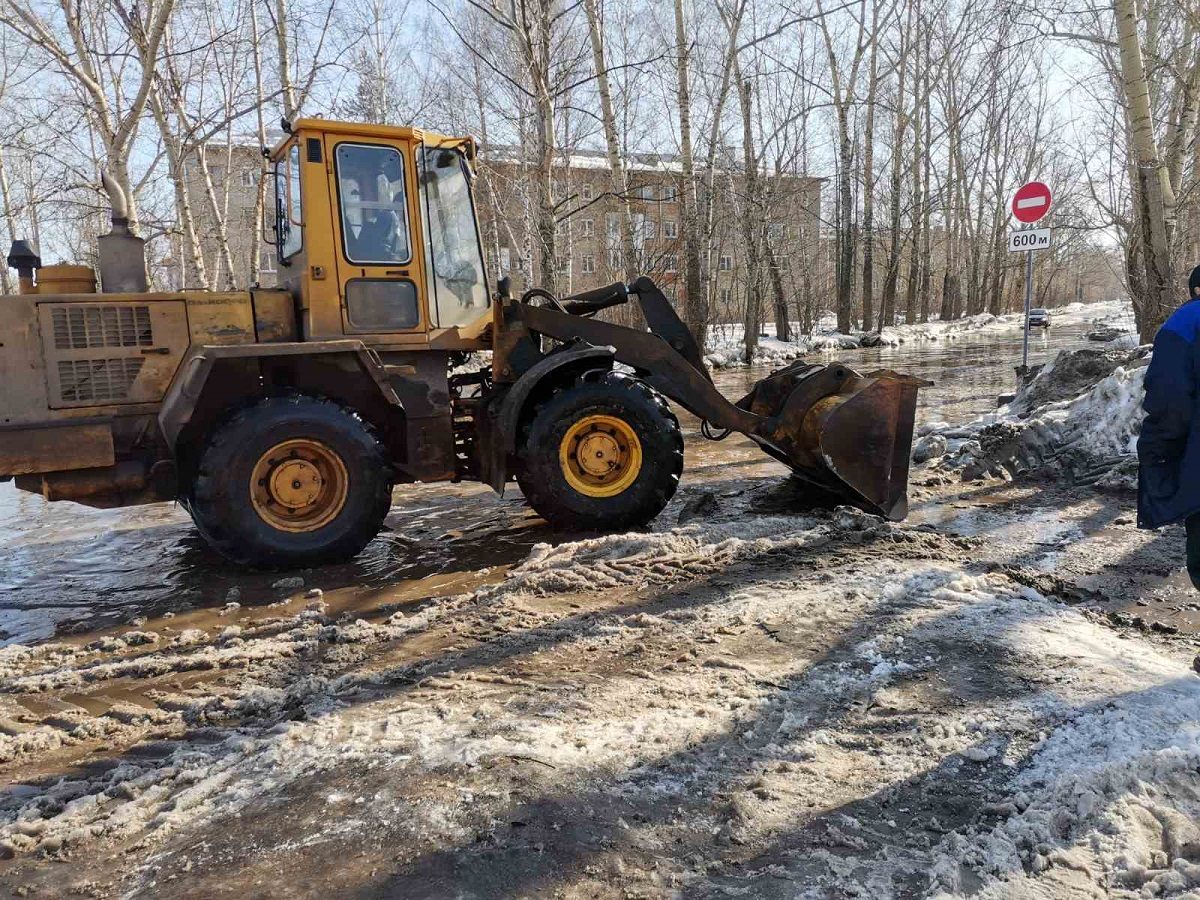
0, 305, 1136, 646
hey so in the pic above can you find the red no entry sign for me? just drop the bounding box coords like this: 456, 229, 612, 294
1012, 181, 1052, 224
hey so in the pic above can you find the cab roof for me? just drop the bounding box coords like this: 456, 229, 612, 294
271, 118, 475, 159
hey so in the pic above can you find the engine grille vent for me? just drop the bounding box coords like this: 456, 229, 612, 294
56, 358, 146, 403
52, 305, 153, 350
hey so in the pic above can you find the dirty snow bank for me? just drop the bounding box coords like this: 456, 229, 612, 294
704, 300, 1130, 369
930, 615, 1200, 898
917, 344, 1150, 489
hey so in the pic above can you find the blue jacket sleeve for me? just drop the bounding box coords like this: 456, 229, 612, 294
1139, 328, 1194, 466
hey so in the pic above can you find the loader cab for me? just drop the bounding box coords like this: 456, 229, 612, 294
270, 119, 492, 350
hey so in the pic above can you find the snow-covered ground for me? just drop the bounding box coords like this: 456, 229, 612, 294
704, 299, 1133, 369
1, 499, 1196, 898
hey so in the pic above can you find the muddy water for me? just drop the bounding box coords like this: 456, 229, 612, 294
0, 308, 1134, 645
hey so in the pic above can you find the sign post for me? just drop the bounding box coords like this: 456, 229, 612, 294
1009, 181, 1053, 378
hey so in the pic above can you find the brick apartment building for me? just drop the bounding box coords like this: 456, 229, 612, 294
474, 148, 823, 321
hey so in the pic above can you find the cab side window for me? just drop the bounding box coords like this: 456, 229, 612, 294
278, 143, 303, 261
335, 143, 411, 265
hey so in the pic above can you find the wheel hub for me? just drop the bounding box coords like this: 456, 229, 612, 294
576, 432, 622, 477
269, 459, 324, 509
250, 439, 349, 532
558, 414, 643, 498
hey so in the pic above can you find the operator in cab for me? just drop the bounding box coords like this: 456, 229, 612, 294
1138, 265, 1200, 591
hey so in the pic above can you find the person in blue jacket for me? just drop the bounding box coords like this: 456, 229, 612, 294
1138, 264, 1200, 588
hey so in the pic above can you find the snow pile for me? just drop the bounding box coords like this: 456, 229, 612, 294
1009, 346, 1149, 415
930, 617, 1200, 897
704, 335, 812, 369
877, 311, 1006, 346
919, 346, 1150, 488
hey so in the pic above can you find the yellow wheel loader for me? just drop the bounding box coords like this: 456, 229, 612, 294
0, 118, 925, 568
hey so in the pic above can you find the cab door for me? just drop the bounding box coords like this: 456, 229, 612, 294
326, 137, 428, 339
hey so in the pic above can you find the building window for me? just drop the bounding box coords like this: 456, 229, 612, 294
637, 185, 656, 201
606, 213, 621, 247
662, 185, 678, 203
581, 182, 594, 201
719, 287, 731, 304
718, 254, 732, 271
209, 165, 224, 183
241, 169, 256, 187
645, 219, 657, 240
581, 218, 595, 238
499, 247, 512, 272
663, 255, 678, 273
582, 254, 595, 274
608, 248, 621, 269
664, 220, 678, 240
768, 222, 785, 243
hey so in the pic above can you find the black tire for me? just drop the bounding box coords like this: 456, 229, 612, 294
516, 374, 683, 530
188, 395, 393, 568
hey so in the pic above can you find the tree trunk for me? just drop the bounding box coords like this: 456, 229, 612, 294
0, 146, 17, 295
917, 27, 932, 323
273, 0, 299, 119
860, 0, 880, 331
835, 106, 855, 333
149, 91, 208, 289
737, 77, 764, 362
1114, 0, 1176, 340
250, 3, 268, 285
673, 0, 707, 348
880, 13, 910, 331
903, 85, 921, 324
583, 0, 637, 284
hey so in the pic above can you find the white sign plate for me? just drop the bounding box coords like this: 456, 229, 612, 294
1008, 228, 1051, 252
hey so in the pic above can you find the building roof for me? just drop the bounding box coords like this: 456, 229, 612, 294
481, 144, 822, 182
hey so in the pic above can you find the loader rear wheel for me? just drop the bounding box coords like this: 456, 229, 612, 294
517, 375, 682, 530
188, 396, 392, 568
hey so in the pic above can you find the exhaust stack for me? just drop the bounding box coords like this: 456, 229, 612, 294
5, 239, 41, 295
97, 170, 148, 293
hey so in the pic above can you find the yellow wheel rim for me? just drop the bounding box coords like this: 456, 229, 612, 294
249, 438, 349, 533
558, 414, 642, 498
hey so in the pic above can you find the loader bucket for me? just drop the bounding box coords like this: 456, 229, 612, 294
737, 361, 928, 520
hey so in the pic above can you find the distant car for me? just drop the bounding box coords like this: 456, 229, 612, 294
1028, 308, 1051, 328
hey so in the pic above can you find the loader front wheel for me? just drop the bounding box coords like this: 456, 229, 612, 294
517, 375, 682, 530
188, 396, 393, 568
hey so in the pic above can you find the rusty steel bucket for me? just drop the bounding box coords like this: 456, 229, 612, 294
737, 360, 929, 520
